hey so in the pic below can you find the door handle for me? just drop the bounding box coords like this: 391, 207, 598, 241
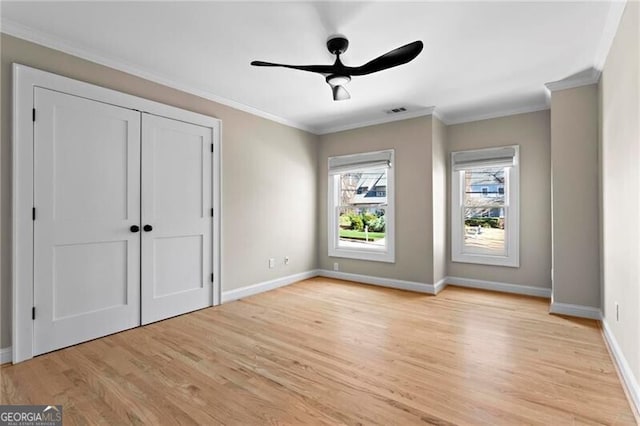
143, 224, 153, 232
130, 225, 140, 233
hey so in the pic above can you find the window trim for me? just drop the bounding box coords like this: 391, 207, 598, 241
328, 149, 395, 263
451, 145, 520, 268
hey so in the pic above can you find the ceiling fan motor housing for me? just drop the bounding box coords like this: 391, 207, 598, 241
326, 35, 349, 55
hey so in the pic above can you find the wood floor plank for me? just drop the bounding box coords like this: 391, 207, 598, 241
1, 278, 636, 425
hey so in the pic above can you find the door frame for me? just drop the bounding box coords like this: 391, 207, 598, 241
12, 64, 222, 363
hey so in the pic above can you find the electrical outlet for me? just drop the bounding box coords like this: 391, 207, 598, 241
284, 256, 290, 265
333, 262, 339, 271
269, 258, 275, 269
615, 302, 619, 322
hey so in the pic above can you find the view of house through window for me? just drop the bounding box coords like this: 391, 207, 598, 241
328, 149, 395, 262
337, 169, 387, 250
451, 145, 519, 267
463, 166, 506, 256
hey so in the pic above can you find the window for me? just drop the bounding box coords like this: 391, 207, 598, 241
328, 150, 395, 262
451, 146, 519, 267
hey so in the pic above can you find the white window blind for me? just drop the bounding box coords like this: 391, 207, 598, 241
452, 146, 517, 171
328, 150, 392, 174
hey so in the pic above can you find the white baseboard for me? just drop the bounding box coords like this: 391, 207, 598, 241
549, 302, 602, 320
601, 319, 640, 418
446, 276, 552, 298
434, 277, 448, 294
318, 270, 436, 295
1, 346, 12, 364
221, 270, 319, 303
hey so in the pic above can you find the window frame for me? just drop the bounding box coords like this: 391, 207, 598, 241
328, 150, 395, 263
451, 145, 520, 267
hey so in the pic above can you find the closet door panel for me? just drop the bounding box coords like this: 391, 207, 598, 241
33, 88, 141, 355
141, 113, 212, 324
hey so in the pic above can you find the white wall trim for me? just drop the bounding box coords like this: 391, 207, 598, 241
549, 302, 602, 320
221, 270, 319, 303
593, 0, 629, 71
431, 108, 446, 124
544, 68, 601, 93
446, 276, 551, 298
441, 103, 549, 126
0, 347, 12, 364
0, 19, 316, 134
434, 277, 448, 294
601, 319, 640, 418
1, 19, 563, 135
318, 270, 436, 295
317, 107, 436, 135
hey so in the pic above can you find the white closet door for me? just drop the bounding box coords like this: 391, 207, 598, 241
33, 88, 141, 355
141, 113, 213, 324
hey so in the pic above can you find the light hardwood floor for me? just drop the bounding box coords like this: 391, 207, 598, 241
1, 278, 636, 425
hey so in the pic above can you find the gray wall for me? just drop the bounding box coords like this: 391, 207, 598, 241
317, 117, 434, 284
446, 110, 552, 289
0, 34, 319, 349
599, 0, 640, 387
550, 84, 600, 308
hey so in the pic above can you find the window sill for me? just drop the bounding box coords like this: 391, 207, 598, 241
452, 252, 519, 268
329, 247, 395, 263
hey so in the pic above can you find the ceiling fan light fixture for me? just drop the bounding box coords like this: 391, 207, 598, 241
332, 85, 351, 101
251, 36, 423, 101
326, 74, 351, 87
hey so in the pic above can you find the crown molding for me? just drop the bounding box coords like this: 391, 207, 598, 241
593, 0, 628, 71
544, 84, 552, 106
545, 68, 601, 93
3, 19, 542, 136
317, 99, 551, 133
539, 0, 627, 101
544, 0, 627, 97
0, 19, 316, 134
431, 108, 447, 124
316, 106, 436, 135
441, 101, 550, 126
2, 6, 615, 136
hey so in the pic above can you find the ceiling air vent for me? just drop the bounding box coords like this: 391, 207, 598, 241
385, 107, 407, 114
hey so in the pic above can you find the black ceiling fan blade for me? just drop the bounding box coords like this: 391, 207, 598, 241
347, 41, 423, 76
251, 60, 337, 75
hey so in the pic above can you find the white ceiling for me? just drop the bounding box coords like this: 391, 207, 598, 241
0, 1, 624, 134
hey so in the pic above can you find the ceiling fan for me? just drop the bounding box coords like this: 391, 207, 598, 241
251, 35, 424, 101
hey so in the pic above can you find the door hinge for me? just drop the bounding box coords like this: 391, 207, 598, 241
211, 273, 214, 283
211, 143, 214, 153
32, 108, 36, 122
210, 208, 214, 217
32, 307, 36, 320
32, 207, 36, 221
